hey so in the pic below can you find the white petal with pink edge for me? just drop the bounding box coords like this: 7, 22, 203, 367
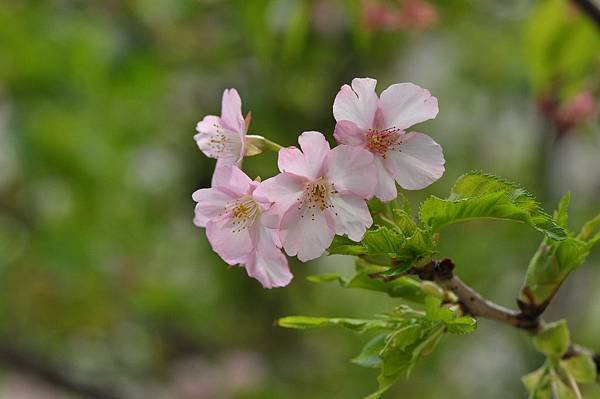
330, 194, 373, 242
333, 78, 379, 130
383, 132, 445, 190
378, 83, 439, 131
325, 145, 376, 199
280, 205, 336, 262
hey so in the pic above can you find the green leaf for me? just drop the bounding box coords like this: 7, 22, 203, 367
445, 316, 478, 335
328, 235, 366, 256
419, 171, 566, 240
277, 316, 396, 333
362, 226, 405, 256
424, 296, 453, 322
306, 273, 343, 283
560, 355, 597, 384
352, 334, 386, 368
533, 320, 570, 358
522, 364, 552, 399
520, 201, 600, 308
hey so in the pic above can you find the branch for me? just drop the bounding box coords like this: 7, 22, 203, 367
410, 259, 541, 332
0, 346, 123, 399
571, 0, 600, 27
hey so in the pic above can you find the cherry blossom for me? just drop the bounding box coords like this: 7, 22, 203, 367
193, 166, 292, 288
333, 77, 444, 201
254, 131, 376, 262
194, 89, 248, 171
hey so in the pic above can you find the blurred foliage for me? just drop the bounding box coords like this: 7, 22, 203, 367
0, 0, 599, 398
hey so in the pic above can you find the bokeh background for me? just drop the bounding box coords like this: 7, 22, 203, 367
1, 0, 599, 398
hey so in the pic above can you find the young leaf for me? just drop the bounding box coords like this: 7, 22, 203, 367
277, 316, 395, 333
362, 226, 406, 256
560, 354, 597, 384
352, 334, 386, 368
522, 364, 552, 399
533, 320, 570, 358
419, 171, 566, 240
520, 199, 600, 308
328, 235, 366, 256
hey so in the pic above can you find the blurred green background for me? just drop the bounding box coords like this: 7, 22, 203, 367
0, 0, 599, 398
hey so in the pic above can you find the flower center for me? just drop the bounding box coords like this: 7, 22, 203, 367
224, 195, 260, 233
297, 178, 338, 220
365, 127, 402, 158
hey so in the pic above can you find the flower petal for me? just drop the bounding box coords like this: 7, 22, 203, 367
211, 165, 253, 196
280, 205, 335, 262
325, 145, 376, 198
195, 115, 243, 161
378, 83, 438, 130
244, 225, 292, 288
206, 217, 255, 264
192, 187, 236, 227
330, 194, 373, 241
333, 78, 379, 130
383, 132, 445, 190
333, 120, 367, 146
373, 157, 398, 201
253, 173, 306, 229
297, 131, 330, 179
220, 88, 245, 134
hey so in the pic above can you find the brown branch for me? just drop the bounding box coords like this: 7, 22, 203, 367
0, 346, 123, 399
572, 0, 600, 27
410, 259, 541, 332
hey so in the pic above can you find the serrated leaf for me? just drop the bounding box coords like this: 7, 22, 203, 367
533, 320, 570, 358
424, 296, 453, 322
419, 171, 566, 240
352, 334, 386, 368
328, 235, 366, 255
560, 355, 597, 384
362, 226, 405, 255
521, 200, 600, 308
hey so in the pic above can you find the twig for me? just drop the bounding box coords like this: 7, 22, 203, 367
0, 346, 122, 399
571, 0, 600, 28
407, 259, 540, 332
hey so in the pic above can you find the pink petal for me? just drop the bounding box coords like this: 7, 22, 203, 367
378, 83, 438, 130
383, 132, 445, 190
192, 187, 235, 227
373, 157, 398, 201
280, 205, 336, 262
253, 173, 306, 229
277, 146, 309, 178
211, 165, 253, 196
244, 225, 292, 288
333, 120, 367, 146
220, 88, 246, 134
325, 145, 376, 198
297, 131, 330, 179
206, 217, 255, 264
195, 115, 243, 161
333, 78, 379, 130
330, 194, 373, 241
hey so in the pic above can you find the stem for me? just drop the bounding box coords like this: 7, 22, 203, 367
441, 275, 540, 332
566, 371, 584, 399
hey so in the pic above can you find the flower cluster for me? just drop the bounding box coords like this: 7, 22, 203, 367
192, 79, 444, 288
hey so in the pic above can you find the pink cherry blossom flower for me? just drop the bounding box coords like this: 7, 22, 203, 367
193, 166, 292, 288
254, 131, 377, 262
195, 89, 248, 169
333, 77, 444, 201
